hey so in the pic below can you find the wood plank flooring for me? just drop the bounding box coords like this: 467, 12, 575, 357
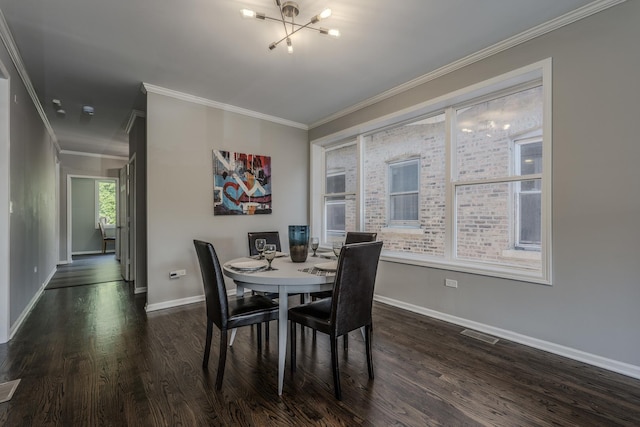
1, 256, 639, 425
46, 254, 124, 289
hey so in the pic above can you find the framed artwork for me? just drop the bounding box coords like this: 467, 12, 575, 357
212, 150, 272, 215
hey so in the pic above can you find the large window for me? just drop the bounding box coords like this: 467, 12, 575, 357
312, 61, 551, 284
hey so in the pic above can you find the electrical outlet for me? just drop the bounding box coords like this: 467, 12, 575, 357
445, 278, 458, 288
169, 269, 187, 279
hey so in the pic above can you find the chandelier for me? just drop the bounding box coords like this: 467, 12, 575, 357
240, 1, 340, 53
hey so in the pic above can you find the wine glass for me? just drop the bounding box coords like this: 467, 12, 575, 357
310, 237, 319, 257
255, 238, 266, 259
332, 241, 343, 258
263, 244, 277, 270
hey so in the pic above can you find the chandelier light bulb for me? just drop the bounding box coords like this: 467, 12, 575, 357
287, 38, 293, 54
240, 9, 255, 18
319, 8, 332, 19
328, 28, 340, 38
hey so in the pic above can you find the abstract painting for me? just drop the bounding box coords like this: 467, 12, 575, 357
212, 150, 272, 215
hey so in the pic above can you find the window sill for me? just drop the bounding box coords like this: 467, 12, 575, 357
501, 249, 541, 261
380, 250, 551, 285
381, 227, 424, 235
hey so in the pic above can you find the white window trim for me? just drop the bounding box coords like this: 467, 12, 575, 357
310, 59, 552, 285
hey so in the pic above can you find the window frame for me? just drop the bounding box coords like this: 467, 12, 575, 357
387, 158, 420, 227
310, 59, 552, 285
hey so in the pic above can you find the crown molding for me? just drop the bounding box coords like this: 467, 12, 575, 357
125, 109, 146, 134
141, 83, 308, 131
0, 8, 60, 152
310, 0, 627, 129
59, 150, 128, 161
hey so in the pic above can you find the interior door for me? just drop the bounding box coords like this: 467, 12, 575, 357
119, 164, 130, 280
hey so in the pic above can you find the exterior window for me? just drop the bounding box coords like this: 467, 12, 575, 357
323, 143, 357, 244
325, 171, 346, 236
515, 139, 542, 248
389, 159, 419, 225
96, 179, 117, 227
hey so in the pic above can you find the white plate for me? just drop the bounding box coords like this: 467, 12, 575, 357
276, 252, 289, 258
229, 260, 267, 271
314, 261, 337, 272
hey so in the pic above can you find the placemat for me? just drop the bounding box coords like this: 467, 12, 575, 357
298, 267, 335, 276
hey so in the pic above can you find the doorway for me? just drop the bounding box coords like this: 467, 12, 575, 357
67, 175, 119, 257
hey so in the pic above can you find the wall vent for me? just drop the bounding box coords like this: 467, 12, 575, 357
461, 329, 499, 345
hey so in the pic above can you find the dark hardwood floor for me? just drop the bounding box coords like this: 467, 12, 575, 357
1, 256, 639, 425
46, 254, 123, 289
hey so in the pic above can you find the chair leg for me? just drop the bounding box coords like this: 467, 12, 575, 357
257, 322, 262, 349
365, 324, 374, 380
343, 333, 348, 351
203, 321, 213, 369
265, 321, 270, 341
290, 322, 297, 372
330, 335, 342, 400
216, 329, 228, 390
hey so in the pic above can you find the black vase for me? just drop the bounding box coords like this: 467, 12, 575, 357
288, 225, 309, 262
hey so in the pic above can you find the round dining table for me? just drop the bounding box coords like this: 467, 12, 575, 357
222, 254, 336, 396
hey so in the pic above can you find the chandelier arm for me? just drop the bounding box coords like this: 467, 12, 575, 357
262, 15, 321, 30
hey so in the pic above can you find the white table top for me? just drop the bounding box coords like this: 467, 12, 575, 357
223, 255, 335, 289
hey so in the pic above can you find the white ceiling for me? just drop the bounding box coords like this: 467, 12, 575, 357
0, 0, 599, 157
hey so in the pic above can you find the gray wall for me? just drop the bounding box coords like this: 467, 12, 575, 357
58, 152, 127, 262
145, 91, 308, 309
0, 32, 58, 333
310, 1, 640, 369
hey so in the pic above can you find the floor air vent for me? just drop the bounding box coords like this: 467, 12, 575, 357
0, 379, 21, 403
461, 329, 499, 345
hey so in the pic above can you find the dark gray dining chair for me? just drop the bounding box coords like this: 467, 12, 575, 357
289, 241, 383, 400
310, 231, 378, 301
193, 239, 279, 390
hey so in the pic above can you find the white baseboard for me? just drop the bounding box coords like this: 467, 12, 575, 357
374, 294, 640, 380
143, 289, 244, 311
9, 266, 57, 340
145, 294, 205, 312
134, 286, 147, 294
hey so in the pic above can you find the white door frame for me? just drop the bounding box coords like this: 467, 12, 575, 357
67, 174, 119, 261
0, 63, 11, 343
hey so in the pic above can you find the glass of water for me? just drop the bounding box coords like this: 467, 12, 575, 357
332, 241, 343, 258
310, 237, 319, 256
255, 238, 266, 259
